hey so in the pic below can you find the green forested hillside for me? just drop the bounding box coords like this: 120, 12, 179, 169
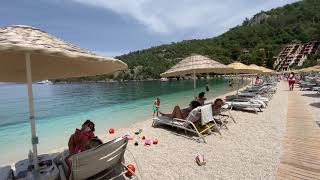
110, 0, 319, 80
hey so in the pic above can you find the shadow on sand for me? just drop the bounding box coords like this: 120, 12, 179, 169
302, 93, 320, 98
230, 108, 261, 114
310, 102, 320, 108
152, 123, 219, 143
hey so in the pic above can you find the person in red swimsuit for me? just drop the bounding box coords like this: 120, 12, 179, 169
66, 120, 97, 177
68, 120, 96, 155
288, 72, 296, 91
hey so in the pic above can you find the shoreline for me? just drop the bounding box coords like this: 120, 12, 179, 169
5, 81, 289, 179
5, 80, 250, 166
48, 80, 249, 150
97, 82, 288, 179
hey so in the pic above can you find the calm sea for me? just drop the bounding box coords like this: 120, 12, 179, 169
0, 78, 237, 165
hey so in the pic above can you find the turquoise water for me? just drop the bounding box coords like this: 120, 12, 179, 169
0, 78, 237, 165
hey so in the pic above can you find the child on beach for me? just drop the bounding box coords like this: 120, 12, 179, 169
153, 98, 160, 117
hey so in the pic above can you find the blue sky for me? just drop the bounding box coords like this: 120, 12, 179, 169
0, 0, 299, 57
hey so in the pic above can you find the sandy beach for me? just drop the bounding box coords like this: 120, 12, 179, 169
98, 82, 289, 180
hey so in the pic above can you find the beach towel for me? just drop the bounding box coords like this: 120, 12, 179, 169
185, 107, 201, 124
200, 104, 213, 126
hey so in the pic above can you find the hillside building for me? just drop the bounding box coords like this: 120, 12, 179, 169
273, 42, 320, 71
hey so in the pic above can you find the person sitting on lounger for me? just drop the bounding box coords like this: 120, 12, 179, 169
85, 136, 103, 149
159, 100, 201, 119
68, 120, 97, 156
212, 98, 224, 115
255, 76, 263, 85
197, 92, 207, 106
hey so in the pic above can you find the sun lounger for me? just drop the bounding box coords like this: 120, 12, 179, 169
59, 137, 136, 180
200, 104, 226, 135
299, 83, 319, 91
225, 100, 263, 113
215, 105, 236, 124
225, 95, 268, 107
153, 108, 210, 143
313, 86, 320, 94
0, 166, 14, 180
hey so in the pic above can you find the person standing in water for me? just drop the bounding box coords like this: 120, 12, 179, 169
153, 98, 161, 117
205, 82, 209, 92
229, 79, 233, 87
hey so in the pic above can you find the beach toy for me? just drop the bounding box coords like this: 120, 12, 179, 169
108, 128, 115, 134
195, 154, 206, 166
142, 136, 145, 140
135, 129, 143, 135
145, 138, 151, 145
125, 164, 136, 177
153, 139, 158, 144
134, 141, 139, 146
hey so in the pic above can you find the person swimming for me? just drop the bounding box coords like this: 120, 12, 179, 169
205, 82, 209, 92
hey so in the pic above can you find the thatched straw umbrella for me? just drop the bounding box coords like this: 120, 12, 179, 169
160, 54, 233, 95
259, 66, 274, 73
248, 64, 263, 73
0, 25, 127, 170
227, 62, 261, 74
227, 62, 261, 93
300, 65, 320, 73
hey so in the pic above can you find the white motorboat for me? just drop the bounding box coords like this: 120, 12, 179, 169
36, 80, 53, 84
160, 77, 169, 82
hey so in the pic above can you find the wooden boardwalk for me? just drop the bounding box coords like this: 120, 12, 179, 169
277, 90, 320, 180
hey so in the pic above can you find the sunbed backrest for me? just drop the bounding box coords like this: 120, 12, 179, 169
70, 137, 128, 180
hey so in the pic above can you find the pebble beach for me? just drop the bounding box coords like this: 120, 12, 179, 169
100, 82, 289, 180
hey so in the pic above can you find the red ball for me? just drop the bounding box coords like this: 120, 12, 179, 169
125, 164, 136, 177
142, 136, 145, 140
108, 128, 115, 134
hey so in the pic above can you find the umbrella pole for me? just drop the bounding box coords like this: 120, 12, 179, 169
236, 72, 239, 95
193, 70, 196, 98
251, 75, 253, 86
26, 53, 39, 171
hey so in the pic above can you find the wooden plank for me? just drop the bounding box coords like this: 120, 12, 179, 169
277, 90, 320, 180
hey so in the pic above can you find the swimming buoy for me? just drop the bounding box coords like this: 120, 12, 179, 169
125, 164, 136, 177
108, 128, 115, 134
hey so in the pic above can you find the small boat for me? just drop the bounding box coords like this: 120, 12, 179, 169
160, 77, 169, 82
36, 80, 53, 84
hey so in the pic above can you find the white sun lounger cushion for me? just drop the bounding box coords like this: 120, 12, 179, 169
225, 101, 261, 108
154, 116, 185, 127
249, 99, 266, 108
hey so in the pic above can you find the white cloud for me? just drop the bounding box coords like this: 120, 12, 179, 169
72, 0, 300, 36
